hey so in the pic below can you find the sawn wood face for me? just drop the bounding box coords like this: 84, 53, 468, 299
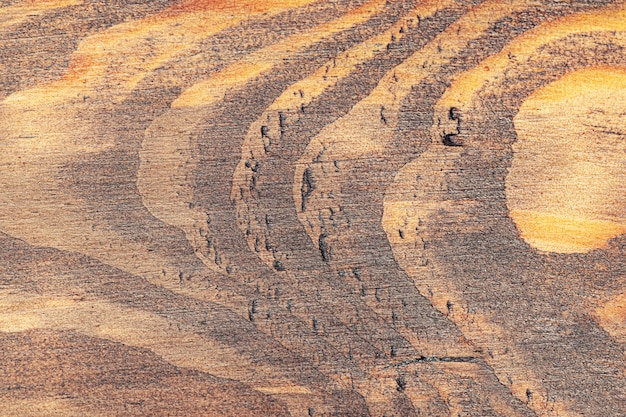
0, 1, 624, 416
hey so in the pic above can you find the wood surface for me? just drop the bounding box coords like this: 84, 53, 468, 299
0, 0, 624, 416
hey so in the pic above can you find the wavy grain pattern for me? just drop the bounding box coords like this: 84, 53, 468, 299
1, 0, 624, 415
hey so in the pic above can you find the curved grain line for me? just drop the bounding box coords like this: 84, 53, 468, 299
4, 0, 318, 104
0, 292, 324, 415
138, 0, 387, 277
384, 3, 626, 415
0, 328, 292, 417
0, 2, 380, 410
0, 232, 372, 416
0, 0, 179, 100
12, 2, 394, 411
136, 2, 444, 413
293, 0, 540, 245
43, 2, 369, 310
227, 2, 526, 414
0, 0, 327, 302
288, 3, 534, 371
150, 1, 478, 412
293, 1, 619, 415
233, 0, 459, 271
228, 1, 544, 414
288, 0, 532, 373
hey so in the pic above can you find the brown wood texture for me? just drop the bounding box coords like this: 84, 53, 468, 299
0, 1, 625, 416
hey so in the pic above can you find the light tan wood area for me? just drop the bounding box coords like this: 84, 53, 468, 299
509, 67, 626, 254
0, 1, 624, 416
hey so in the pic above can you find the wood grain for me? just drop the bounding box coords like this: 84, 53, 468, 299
0, 0, 624, 415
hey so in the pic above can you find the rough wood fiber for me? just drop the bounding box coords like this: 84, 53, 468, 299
0, 0, 624, 416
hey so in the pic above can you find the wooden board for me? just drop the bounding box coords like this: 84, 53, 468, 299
0, 0, 624, 415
